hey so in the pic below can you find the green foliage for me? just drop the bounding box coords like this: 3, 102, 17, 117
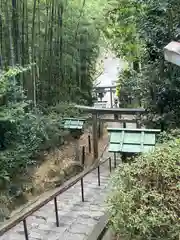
0, 0, 110, 220
107, 140, 180, 239
118, 67, 143, 107
0, 0, 110, 189
0, 65, 33, 100
0, 66, 81, 190
106, 0, 180, 130
157, 129, 180, 144
1, 0, 109, 105
104, 0, 144, 62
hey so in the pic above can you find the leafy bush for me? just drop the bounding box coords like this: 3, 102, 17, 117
107, 140, 180, 240
157, 129, 180, 144
106, 0, 180, 130
0, 67, 81, 189
118, 67, 142, 108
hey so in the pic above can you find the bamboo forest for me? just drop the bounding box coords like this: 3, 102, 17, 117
0, 0, 179, 239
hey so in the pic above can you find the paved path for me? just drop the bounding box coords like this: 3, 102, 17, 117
0, 151, 115, 240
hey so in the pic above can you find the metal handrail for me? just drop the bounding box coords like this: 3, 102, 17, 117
0, 145, 113, 240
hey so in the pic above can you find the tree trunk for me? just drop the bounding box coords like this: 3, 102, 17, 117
48, 0, 55, 104
59, 2, 64, 84
5, 3, 16, 83
31, 0, 37, 106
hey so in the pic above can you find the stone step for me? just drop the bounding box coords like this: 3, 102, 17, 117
0, 154, 112, 240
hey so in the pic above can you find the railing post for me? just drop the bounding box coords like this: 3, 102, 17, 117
81, 178, 85, 202
114, 153, 117, 168
92, 113, 98, 161
23, 219, 29, 240
54, 197, 60, 227
81, 146, 85, 202
97, 166, 100, 186
88, 135, 91, 153
82, 146, 85, 166
109, 157, 112, 172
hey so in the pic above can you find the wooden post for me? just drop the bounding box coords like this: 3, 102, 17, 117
92, 113, 98, 161
75, 139, 80, 161
114, 113, 118, 121
113, 109, 119, 128
136, 114, 141, 128
121, 153, 127, 163
98, 118, 101, 139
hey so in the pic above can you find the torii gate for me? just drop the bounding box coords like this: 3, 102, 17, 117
93, 85, 117, 108
75, 105, 145, 161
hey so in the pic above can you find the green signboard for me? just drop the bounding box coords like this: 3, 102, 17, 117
107, 128, 161, 153
62, 118, 86, 130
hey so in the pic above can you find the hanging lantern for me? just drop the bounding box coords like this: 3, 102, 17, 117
164, 41, 180, 66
